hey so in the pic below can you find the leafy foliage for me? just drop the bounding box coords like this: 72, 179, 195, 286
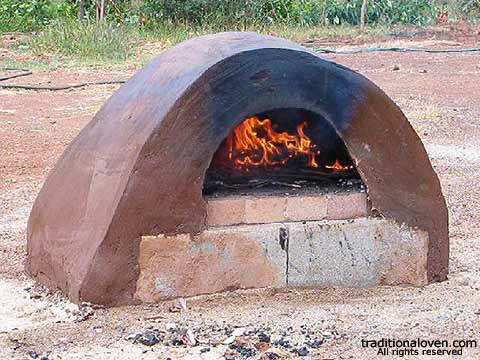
451, 0, 480, 17
0, 0, 75, 32
0, 0, 475, 63
135, 0, 441, 28
0, 0, 468, 34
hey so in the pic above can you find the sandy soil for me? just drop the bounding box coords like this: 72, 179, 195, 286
1, 26, 480, 359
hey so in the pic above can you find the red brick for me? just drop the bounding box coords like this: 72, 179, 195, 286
326, 192, 368, 220
244, 197, 286, 224
207, 198, 245, 226
285, 195, 327, 221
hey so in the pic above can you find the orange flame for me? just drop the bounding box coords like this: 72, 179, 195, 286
226, 116, 318, 171
325, 158, 351, 170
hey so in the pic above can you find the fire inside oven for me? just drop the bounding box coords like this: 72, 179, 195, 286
204, 108, 362, 195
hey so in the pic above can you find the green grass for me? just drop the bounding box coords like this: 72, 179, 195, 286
25, 20, 141, 64
5, 20, 391, 69
1, 0, 477, 71
141, 21, 391, 45
447, 0, 480, 19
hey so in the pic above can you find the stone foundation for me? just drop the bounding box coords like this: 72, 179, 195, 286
135, 216, 428, 302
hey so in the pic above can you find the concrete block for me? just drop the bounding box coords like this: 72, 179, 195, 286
135, 218, 428, 301
135, 223, 287, 302
288, 219, 380, 287
287, 219, 428, 287
377, 222, 429, 286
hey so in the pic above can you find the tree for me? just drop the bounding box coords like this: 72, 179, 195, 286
97, 0, 106, 22
360, 0, 368, 29
78, 0, 86, 22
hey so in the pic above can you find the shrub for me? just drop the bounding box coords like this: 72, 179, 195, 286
0, 0, 75, 32
134, 0, 441, 28
449, 0, 480, 17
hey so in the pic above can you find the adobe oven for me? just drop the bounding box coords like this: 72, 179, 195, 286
26, 32, 448, 306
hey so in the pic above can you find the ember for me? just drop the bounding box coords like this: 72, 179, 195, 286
326, 159, 351, 171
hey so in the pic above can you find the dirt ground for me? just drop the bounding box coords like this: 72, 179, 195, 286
1, 26, 480, 359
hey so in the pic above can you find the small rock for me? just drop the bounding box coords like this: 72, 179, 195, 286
168, 305, 181, 313
138, 331, 160, 346
274, 338, 291, 348
177, 298, 187, 311
28, 351, 39, 359
229, 343, 256, 358
308, 339, 324, 348
263, 347, 290, 358
125, 331, 142, 341
165, 322, 177, 331
168, 299, 187, 313
223, 335, 236, 345
322, 331, 333, 338
231, 327, 246, 337
393, 65, 400, 71
171, 338, 183, 346
74, 303, 94, 322
92, 325, 103, 333
255, 341, 269, 351
297, 346, 309, 356
265, 353, 280, 360
258, 332, 271, 343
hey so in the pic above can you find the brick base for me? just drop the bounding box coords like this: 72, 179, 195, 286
206, 191, 368, 226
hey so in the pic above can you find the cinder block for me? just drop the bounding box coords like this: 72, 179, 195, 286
207, 197, 245, 226
285, 195, 327, 221
287, 218, 428, 287
244, 197, 286, 224
288, 219, 380, 287
135, 224, 287, 302
135, 218, 428, 302
326, 192, 368, 220
376, 222, 429, 286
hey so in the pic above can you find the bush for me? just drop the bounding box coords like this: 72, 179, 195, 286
449, 0, 480, 17
134, 0, 441, 28
0, 0, 75, 32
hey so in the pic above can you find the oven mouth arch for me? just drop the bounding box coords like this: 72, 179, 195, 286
203, 107, 363, 197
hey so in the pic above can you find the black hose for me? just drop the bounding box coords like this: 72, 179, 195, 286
0, 80, 126, 90
315, 46, 480, 54
2, 46, 479, 90
0, 67, 126, 90
0, 69, 32, 81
